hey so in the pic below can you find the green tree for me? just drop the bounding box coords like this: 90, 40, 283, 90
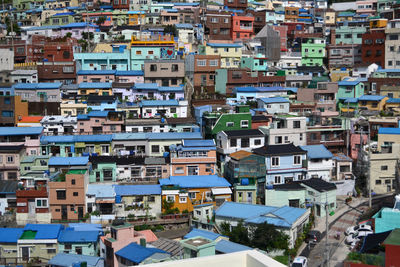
228, 221, 251, 246
251, 223, 289, 251
5, 16, 21, 36
96, 16, 107, 26
164, 25, 177, 37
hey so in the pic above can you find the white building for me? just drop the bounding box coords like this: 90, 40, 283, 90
0, 48, 14, 71
300, 145, 334, 181
385, 19, 400, 69
257, 97, 290, 114
141, 100, 188, 119
40, 115, 77, 135
216, 129, 266, 156
10, 70, 38, 83
260, 115, 307, 146
176, 24, 194, 44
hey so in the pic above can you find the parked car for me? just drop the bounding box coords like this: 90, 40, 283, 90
291, 256, 308, 267
305, 230, 321, 245
345, 224, 372, 236
345, 230, 373, 244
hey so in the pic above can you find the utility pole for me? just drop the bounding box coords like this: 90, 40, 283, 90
368, 125, 372, 208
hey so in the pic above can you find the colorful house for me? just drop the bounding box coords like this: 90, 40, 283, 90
358, 95, 388, 112
199, 43, 242, 69
231, 14, 254, 41
76, 111, 124, 135
170, 139, 217, 176
301, 37, 326, 67
74, 45, 130, 71
78, 83, 113, 97
159, 175, 231, 212
58, 229, 100, 256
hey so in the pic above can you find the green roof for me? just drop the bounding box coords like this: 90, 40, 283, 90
67, 169, 87, 174
20, 230, 37, 240
384, 228, 400, 246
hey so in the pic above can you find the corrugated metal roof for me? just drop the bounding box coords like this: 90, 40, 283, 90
115, 243, 168, 264
378, 127, 400, 135
48, 253, 103, 267
215, 239, 251, 253
0, 126, 43, 136
0, 228, 23, 243
14, 82, 62, 90
114, 185, 161, 196
207, 43, 242, 48
141, 100, 179, 106
159, 175, 230, 188
147, 132, 202, 140
184, 229, 221, 240
58, 230, 99, 243
259, 97, 290, 103
133, 83, 159, 90
87, 184, 115, 198
358, 95, 385, 101
78, 82, 112, 89
23, 224, 63, 239
182, 139, 215, 147
0, 180, 18, 193
386, 98, 400, 103
77, 70, 116, 75
115, 70, 144, 76
48, 156, 89, 166
300, 145, 333, 159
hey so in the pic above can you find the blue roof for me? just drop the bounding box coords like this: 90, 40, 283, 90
41, 135, 75, 143
182, 139, 216, 147
0, 126, 43, 136
216, 202, 308, 228
338, 80, 361, 86
141, 100, 179, 106
216, 239, 252, 253
133, 83, 159, 90
340, 97, 358, 103
378, 127, 400, 135
115, 242, 169, 264
53, 12, 75, 16
49, 253, 103, 267
259, 97, 289, 104
207, 43, 242, 48
159, 175, 230, 188
79, 82, 112, 89
60, 22, 98, 28
300, 145, 333, 159
358, 95, 385, 101
0, 228, 23, 243
175, 23, 193, 29
87, 184, 115, 198
68, 223, 103, 232
87, 110, 109, 117
184, 228, 222, 240
387, 98, 400, 103
58, 230, 99, 243
114, 185, 161, 196
158, 86, 184, 92
77, 70, 116, 75
74, 135, 113, 142
23, 224, 63, 239
48, 156, 89, 166
115, 70, 144, 76
14, 82, 62, 90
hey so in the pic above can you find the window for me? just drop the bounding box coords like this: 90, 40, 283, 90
254, 139, 261, 145
274, 175, 281, 184
188, 192, 196, 199
7, 172, 17, 180
275, 136, 282, 144
73, 192, 78, 196
71, 179, 75, 185
294, 155, 301, 165
36, 198, 48, 208
375, 180, 382, 185
151, 145, 160, 153
56, 190, 66, 200
179, 197, 187, 203
2, 110, 13, 117
271, 157, 280, 167
7, 156, 14, 163
148, 196, 155, 202
150, 64, 157, 71
226, 122, 234, 127
171, 64, 179, 72
293, 120, 301, 129
167, 195, 175, 202
390, 46, 395, 52
102, 145, 109, 154
210, 17, 218, 23
4, 97, 10, 104
230, 138, 237, 147
175, 167, 184, 174
389, 34, 399, 40
241, 138, 250, 148
209, 59, 218, 66
381, 165, 388, 171
64, 244, 72, 250
188, 166, 199, 175
197, 59, 206, 66
385, 179, 392, 184
241, 120, 249, 128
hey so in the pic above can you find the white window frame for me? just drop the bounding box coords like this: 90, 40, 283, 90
166, 195, 175, 202
240, 120, 249, 128
197, 59, 206, 66
179, 197, 187, 203
36, 198, 48, 208
174, 167, 184, 174
274, 175, 281, 184
271, 156, 280, 167
7, 156, 14, 163
226, 122, 234, 127
294, 155, 301, 165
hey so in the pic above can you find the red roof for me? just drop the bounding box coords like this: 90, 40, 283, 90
19, 116, 43, 123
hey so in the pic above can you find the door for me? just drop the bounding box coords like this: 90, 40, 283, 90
78, 207, 83, 221
247, 192, 253, 203
61, 205, 68, 221
387, 185, 392, 192
21, 247, 29, 261
28, 200, 35, 215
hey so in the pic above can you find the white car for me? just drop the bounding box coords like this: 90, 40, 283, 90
345, 230, 373, 244
291, 256, 308, 267
345, 224, 372, 236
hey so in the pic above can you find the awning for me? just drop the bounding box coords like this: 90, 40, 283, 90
211, 188, 232, 195
96, 199, 115, 204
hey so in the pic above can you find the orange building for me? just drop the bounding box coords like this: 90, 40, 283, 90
160, 175, 231, 212
170, 139, 217, 176
284, 7, 300, 22
231, 14, 254, 41
48, 169, 88, 222
0, 94, 28, 126
17, 116, 43, 127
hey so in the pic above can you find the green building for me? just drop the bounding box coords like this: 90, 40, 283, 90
181, 236, 216, 258
202, 105, 252, 139
337, 78, 365, 102
89, 157, 117, 183
58, 229, 99, 256
240, 56, 268, 72
301, 37, 326, 67
335, 26, 367, 45
45, 13, 75, 26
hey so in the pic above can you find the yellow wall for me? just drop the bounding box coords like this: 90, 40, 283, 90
205, 46, 242, 68
78, 89, 113, 96
358, 97, 388, 111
